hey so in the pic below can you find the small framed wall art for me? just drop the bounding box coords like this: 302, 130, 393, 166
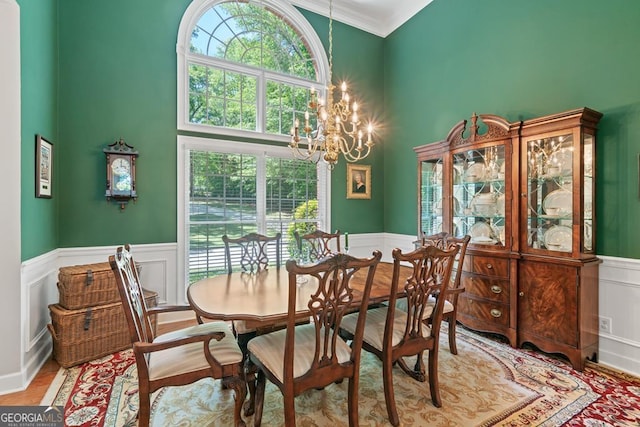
35, 134, 53, 198
346, 164, 371, 199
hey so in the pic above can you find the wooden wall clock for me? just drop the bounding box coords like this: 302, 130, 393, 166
104, 138, 138, 210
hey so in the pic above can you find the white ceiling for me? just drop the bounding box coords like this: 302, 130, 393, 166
290, 0, 433, 38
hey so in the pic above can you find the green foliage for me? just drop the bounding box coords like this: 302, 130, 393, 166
286, 199, 318, 255
187, 2, 317, 132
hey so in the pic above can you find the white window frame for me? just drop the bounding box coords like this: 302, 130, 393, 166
176, 0, 330, 141
177, 135, 331, 295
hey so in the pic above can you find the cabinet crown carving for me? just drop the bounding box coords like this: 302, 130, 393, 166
448, 113, 517, 147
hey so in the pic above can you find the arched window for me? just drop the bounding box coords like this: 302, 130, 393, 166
177, 0, 328, 141
176, 0, 331, 287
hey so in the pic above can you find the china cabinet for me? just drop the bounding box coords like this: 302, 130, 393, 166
415, 108, 602, 370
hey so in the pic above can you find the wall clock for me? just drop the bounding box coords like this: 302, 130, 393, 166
104, 138, 138, 210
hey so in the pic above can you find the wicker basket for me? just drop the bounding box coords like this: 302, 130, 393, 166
48, 290, 157, 368
57, 262, 120, 310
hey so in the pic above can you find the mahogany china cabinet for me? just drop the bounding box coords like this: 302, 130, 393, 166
415, 108, 602, 370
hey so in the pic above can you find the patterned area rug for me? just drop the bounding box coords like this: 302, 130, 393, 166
42, 327, 640, 426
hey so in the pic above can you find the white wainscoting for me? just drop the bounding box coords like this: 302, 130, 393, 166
598, 256, 640, 375
10, 236, 640, 396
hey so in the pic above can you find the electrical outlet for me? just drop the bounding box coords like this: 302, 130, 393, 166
599, 316, 612, 334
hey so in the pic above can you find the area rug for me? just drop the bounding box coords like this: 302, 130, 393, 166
42, 327, 640, 426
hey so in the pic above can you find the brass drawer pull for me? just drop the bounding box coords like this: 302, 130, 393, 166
490, 309, 502, 318
486, 263, 493, 269
519, 291, 524, 297
491, 285, 502, 294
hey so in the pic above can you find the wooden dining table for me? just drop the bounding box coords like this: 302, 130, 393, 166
187, 261, 404, 327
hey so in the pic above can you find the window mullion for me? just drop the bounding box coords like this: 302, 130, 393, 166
256, 70, 266, 133
256, 153, 267, 233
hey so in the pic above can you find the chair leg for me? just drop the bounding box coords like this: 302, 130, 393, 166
253, 369, 266, 427
243, 358, 257, 416
447, 315, 458, 355
382, 356, 400, 427
138, 391, 151, 427
223, 376, 247, 427
283, 390, 296, 426
347, 376, 359, 427
428, 347, 442, 408
396, 353, 426, 382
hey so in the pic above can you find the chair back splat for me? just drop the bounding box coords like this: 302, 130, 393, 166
222, 232, 281, 274
293, 229, 341, 262
110, 245, 247, 427
247, 250, 382, 427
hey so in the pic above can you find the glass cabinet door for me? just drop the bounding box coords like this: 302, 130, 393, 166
583, 132, 594, 253
420, 158, 444, 236
524, 133, 574, 252
453, 144, 507, 246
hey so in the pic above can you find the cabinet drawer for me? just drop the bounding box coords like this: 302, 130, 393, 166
458, 296, 509, 327
465, 256, 509, 278
461, 274, 509, 304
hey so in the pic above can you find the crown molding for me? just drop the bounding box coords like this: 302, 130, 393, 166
290, 0, 433, 38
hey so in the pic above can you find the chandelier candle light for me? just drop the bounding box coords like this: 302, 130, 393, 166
289, 0, 374, 168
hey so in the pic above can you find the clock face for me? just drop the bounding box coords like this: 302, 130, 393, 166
111, 157, 131, 176
111, 157, 132, 192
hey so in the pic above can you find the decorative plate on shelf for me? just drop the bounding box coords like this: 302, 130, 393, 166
463, 163, 485, 182
543, 189, 572, 217
470, 221, 495, 244
470, 193, 497, 216
543, 225, 572, 251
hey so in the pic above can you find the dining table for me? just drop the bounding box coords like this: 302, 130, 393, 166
187, 261, 406, 329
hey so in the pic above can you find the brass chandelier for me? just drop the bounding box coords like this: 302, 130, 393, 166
289, 0, 374, 168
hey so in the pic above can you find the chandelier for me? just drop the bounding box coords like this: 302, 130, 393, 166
289, 0, 374, 168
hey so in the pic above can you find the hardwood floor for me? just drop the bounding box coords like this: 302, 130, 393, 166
0, 320, 192, 406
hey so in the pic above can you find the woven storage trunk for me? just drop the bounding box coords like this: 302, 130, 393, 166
48, 290, 157, 368
57, 262, 120, 310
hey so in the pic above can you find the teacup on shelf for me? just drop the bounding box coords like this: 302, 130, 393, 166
545, 207, 560, 216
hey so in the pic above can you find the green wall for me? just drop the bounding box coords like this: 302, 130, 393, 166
29, 0, 384, 257
23, 0, 638, 260
384, 0, 640, 258
20, 0, 58, 260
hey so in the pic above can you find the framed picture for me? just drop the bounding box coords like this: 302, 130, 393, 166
346, 164, 371, 199
36, 135, 53, 198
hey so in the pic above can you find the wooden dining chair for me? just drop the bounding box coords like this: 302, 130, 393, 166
109, 245, 247, 427
340, 245, 459, 426
293, 229, 341, 261
247, 250, 382, 426
420, 232, 471, 355
222, 232, 282, 355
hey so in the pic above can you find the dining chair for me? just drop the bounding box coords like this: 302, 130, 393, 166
222, 232, 282, 355
420, 232, 471, 355
247, 250, 382, 426
340, 245, 459, 426
109, 245, 246, 427
293, 229, 341, 261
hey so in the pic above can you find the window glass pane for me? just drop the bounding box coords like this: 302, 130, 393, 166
189, 65, 258, 130
187, 149, 320, 282
266, 80, 315, 135
190, 2, 316, 79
